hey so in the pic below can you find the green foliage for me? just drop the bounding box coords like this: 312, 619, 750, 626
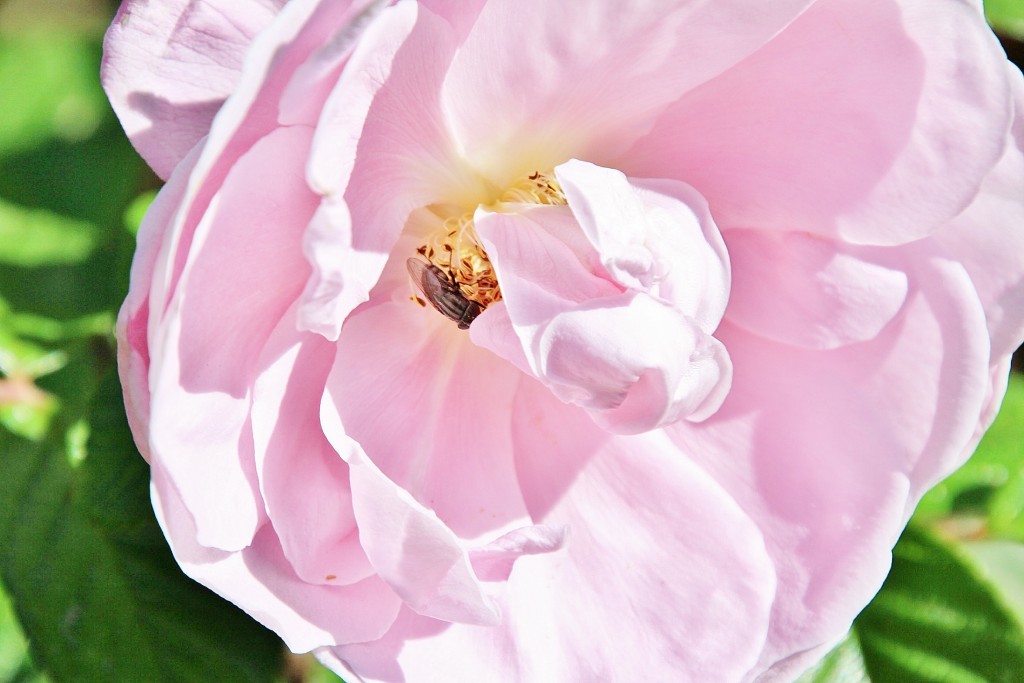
797, 526, 1024, 682
0, 18, 287, 683
0, 362, 285, 682
915, 374, 1024, 541
0, 32, 107, 156
801, 375, 1024, 681
986, 0, 1024, 40
0, 580, 50, 683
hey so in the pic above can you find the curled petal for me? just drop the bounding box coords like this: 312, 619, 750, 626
475, 172, 733, 433
469, 525, 568, 582
535, 293, 732, 432
555, 159, 731, 329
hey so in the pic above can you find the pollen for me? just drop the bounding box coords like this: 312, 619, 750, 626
414, 171, 567, 311
499, 170, 567, 206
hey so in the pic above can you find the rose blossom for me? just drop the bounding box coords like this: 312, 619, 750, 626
102, 0, 1024, 681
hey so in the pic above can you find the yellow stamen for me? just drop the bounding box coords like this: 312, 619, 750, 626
414, 171, 566, 310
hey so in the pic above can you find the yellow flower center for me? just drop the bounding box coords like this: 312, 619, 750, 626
414, 171, 567, 311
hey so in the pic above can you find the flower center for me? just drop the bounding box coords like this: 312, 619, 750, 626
410, 171, 566, 324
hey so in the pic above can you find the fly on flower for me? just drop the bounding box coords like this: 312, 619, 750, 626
407, 257, 484, 329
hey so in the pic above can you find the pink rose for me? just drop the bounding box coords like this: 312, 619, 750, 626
103, 0, 1024, 681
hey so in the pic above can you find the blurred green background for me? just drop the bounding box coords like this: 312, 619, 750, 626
0, 1, 1023, 681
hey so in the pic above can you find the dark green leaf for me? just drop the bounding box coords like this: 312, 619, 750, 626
797, 526, 1024, 683
0, 362, 286, 682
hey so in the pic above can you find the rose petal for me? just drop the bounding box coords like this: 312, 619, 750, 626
301, 2, 488, 340
332, 388, 777, 682
671, 249, 992, 675
476, 207, 732, 433
101, 0, 286, 177
151, 460, 402, 652
278, 1, 391, 127
251, 310, 374, 586
554, 159, 731, 330
148, 126, 317, 550
934, 65, 1024, 361
624, 0, 1012, 244
439, 0, 814, 179
319, 408, 501, 627
117, 143, 205, 453
725, 229, 909, 350
330, 284, 531, 539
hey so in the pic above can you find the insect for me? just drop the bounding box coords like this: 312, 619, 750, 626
406, 258, 484, 330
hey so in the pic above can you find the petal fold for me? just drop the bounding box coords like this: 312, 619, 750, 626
322, 349, 506, 626
725, 229, 909, 350
101, 0, 286, 177
475, 163, 733, 433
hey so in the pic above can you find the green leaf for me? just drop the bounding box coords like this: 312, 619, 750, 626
0, 32, 107, 158
962, 541, 1024, 629
0, 579, 50, 683
915, 373, 1024, 541
123, 190, 158, 237
985, 0, 1024, 40
0, 198, 100, 267
795, 636, 869, 683
796, 526, 1024, 683
0, 358, 286, 682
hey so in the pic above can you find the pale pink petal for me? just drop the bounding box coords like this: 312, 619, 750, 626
329, 284, 531, 539
440, 0, 814, 179
251, 311, 374, 586
117, 144, 204, 454
318, 418, 500, 627
151, 461, 402, 652
476, 207, 732, 433
555, 159, 732, 330
147, 0, 376, 313
725, 229, 909, 350
148, 126, 318, 551
934, 65, 1024, 360
535, 294, 733, 431
301, 2, 485, 340
101, 0, 286, 177
323, 291, 546, 624
278, 1, 392, 127
671, 250, 992, 676
623, 0, 1012, 244
333, 388, 777, 682
468, 525, 567, 582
